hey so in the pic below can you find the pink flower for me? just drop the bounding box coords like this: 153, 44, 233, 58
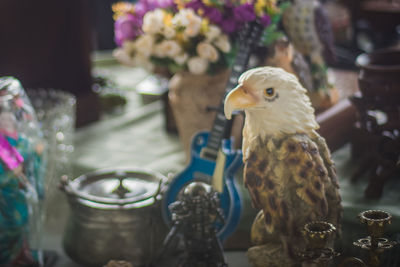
114, 14, 142, 46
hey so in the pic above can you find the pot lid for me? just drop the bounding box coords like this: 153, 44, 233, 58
66, 169, 167, 205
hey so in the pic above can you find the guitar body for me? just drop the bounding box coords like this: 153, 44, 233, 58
162, 131, 243, 241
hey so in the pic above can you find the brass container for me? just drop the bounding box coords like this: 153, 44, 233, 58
303, 221, 336, 250
60, 169, 168, 267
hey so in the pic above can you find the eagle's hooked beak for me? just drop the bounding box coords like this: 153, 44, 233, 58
224, 85, 259, 119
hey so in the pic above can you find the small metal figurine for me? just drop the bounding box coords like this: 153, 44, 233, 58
156, 182, 228, 267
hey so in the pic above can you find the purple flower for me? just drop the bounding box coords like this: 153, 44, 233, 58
185, 0, 204, 11
221, 19, 237, 33
134, 0, 175, 16
259, 14, 271, 27
114, 14, 142, 46
234, 3, 256, 22
146, 0, 174, 9
204, 7, 223, 24
157, 0, 175, 8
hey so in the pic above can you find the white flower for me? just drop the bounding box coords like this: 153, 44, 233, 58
184, 22, 201, 37
122, 41, 136, 55
197, 42, 219, 62
172, 9, 191, 27
155, 40, 182, 58
205, 25, 221, 41
113, 48, 135, 67
214, 35, 231, 53
187, 57, 208, 75
175, 53, 188, 65
142, 9, 164, 34
153, 43, 165, 57
163, 25, 176, 39
132, 55, 154, 72
172, 9, 202, 37
134, 35, 154, 57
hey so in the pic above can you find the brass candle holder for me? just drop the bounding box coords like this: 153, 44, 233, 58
340, 210, 397, 267
354, 210, 397, 267
297, 221, 339, 266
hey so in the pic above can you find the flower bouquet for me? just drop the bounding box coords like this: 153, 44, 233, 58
112, 0, 280, 156
112, 0, 279, 75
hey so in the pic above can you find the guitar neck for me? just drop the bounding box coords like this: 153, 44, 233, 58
201, 45, 252, 160
200, 21, 264, 160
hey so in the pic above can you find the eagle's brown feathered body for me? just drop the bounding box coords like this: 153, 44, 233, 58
245, 132, 340, 229
244, 132, 341, 253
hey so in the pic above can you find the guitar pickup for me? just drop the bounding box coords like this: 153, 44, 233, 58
200, 147, 218, 161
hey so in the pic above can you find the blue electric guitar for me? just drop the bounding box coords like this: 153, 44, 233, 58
162, 21, 265, 242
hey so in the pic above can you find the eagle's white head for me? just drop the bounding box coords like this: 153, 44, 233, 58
224, 67, 319, 143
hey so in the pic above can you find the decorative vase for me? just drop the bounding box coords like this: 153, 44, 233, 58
168, 70, 243, 159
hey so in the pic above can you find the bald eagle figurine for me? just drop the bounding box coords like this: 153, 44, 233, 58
224, 67, 341, 267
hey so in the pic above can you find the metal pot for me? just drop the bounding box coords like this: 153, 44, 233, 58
60, 168, 168, 267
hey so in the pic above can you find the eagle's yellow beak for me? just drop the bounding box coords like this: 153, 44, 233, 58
224, 85, 259, 119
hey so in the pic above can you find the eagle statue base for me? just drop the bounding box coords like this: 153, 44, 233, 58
247, 211, 298, 267
247, 243, 295, 267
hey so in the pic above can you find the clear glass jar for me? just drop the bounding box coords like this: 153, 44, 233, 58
0, 77, 46, 266
27, 89, 75, 201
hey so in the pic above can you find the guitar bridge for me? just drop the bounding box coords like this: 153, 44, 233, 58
200, 147, 218, 161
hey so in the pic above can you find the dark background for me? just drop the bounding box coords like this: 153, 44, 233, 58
0, 0, 119, 126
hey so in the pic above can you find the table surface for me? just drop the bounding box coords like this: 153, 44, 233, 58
40, 54, 400, 267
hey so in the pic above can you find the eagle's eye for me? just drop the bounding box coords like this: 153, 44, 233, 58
264, 87, 275, 97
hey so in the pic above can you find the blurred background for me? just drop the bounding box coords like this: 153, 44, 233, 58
0, 0, 400, 266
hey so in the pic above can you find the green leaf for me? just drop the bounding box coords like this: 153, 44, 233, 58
168, 62, 185, 74
260, 1, 292, 47
223, 43, 238, 68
